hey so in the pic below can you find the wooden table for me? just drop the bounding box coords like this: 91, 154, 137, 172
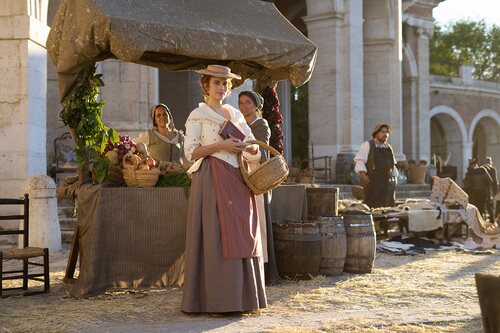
65, 184, 189, 298
371, 212, 409, 235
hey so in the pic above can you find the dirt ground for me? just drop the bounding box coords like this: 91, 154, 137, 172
0, 242, 498, 333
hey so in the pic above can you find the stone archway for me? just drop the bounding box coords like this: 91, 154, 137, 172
430, 106, 468, 181
469, 110, 500, 164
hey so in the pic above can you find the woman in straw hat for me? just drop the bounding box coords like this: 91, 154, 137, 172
181, 65, 266, 313
134, 103, 185, 164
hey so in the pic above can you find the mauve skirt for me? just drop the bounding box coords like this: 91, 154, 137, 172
180, 157, 267, 313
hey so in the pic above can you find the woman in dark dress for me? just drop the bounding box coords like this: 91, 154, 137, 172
238, 90, 279, 285
181, 65, 267, 313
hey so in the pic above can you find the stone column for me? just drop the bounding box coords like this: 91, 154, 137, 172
304, 0, 364, 174
363, 0, 404, 160
99, 60, 158, 139
22, 176, 61, 251
414, 25, 433, 163
0, 1, 50, 197
402, 45, 418, 160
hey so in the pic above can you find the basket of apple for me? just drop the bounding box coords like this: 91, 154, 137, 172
121, 150, 161, 187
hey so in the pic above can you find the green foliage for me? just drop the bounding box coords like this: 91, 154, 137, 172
155, 173, 192, 198
430, 20, 500, 83
60, 66, 119, 182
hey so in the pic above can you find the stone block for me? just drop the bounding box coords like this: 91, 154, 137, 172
0, 15, 29, 39
0, 0, 28, 16
0, 67, 27, 97
0, 152, 29, 180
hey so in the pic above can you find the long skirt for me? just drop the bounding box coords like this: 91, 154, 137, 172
180, 157, 267, 313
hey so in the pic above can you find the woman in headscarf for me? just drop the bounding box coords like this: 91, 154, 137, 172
238, 90, 279, 285
134, 103, 185, 164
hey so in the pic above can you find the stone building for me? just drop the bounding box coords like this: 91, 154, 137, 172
0, 0, 498, 198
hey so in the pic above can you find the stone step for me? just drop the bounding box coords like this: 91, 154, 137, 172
61, 230, 74, 244
58, 206, 76, 218
60, 217, 77, 231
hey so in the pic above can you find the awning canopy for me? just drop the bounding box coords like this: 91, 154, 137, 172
47, 0, 317, 102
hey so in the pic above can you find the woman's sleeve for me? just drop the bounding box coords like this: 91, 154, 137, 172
184, 118, 202, 161
134, 131, 149, 145
178, 132, 190, 163
238, 116, 261, 161
253, 119, 271, 144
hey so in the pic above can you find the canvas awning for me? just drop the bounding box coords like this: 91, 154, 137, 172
47, 0, 317, 102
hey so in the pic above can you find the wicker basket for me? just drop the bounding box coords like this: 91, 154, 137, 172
238, 140, 289, 195
351, 185, 365, 200
123, 167, 161, 188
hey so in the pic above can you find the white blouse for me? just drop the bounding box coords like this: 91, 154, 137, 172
134, 129, 180, 145
185, 103, 261, 170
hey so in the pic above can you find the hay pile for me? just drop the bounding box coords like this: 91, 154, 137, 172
0, 248, 498, 332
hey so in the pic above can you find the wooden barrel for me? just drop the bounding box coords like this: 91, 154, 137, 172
272, 222, 321, 279
307, 187, 339, 217
343, 214, 376, 274
312, 216, 346, 276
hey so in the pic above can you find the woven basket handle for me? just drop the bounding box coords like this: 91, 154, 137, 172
238, 140, 285, 194
249, 140, 281, 157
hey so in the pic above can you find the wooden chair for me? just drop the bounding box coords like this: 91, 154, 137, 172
51, 132, 78, 184
310, 143, 332, 183
0, 194, 49, 297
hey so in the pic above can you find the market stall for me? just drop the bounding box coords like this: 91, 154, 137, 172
65, 185, 188, 298
48, 0, 317, 297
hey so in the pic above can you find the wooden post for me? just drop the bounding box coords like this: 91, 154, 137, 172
475, 273, 500, 333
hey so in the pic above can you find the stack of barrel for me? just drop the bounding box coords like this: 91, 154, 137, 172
273, 187, 376, 279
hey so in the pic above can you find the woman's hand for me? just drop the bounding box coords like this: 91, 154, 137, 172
220, 138, 248, 153
244, 143, 259, 155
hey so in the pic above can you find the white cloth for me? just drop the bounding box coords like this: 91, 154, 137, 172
185, 103, 260, 174
407, 210, 443, 232
354, 141, 398, 176
134, 129, 180, 145
248, 160, 268, 262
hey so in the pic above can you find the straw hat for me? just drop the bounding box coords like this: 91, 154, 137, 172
195, 65, 241, 80
371, 123, 392, 138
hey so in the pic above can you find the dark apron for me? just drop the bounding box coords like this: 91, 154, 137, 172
364, 146, 395, 208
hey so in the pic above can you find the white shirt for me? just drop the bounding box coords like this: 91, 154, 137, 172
185, 103, 261, 170
354, 140, 398, 176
